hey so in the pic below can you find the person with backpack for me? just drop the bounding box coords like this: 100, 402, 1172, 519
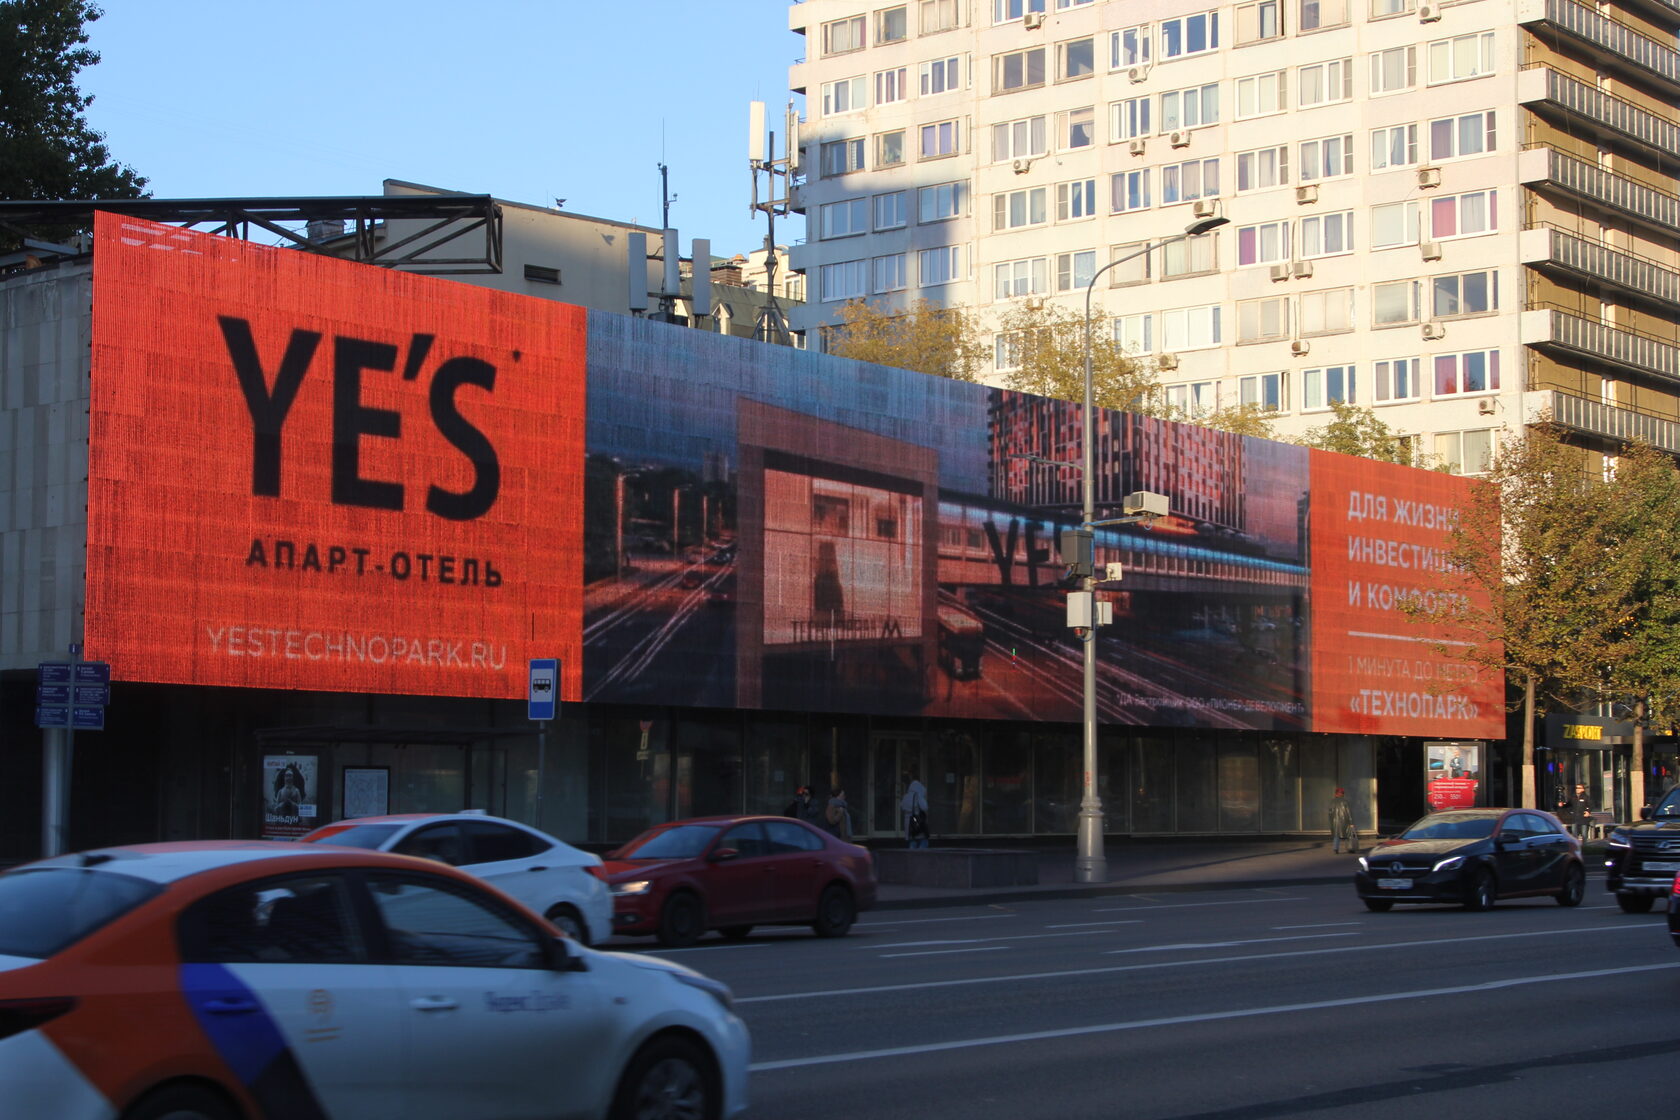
901, 770, 930, 849
824, 787, 852, 841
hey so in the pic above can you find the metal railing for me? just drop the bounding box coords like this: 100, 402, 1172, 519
1531, 304, 1680, 384
1529, 224, 1680, 308
1524, 0, 1680, 93
1523, 65, 1680, 166
1542, 388, 1680, 455
1525, 145, 1680, 237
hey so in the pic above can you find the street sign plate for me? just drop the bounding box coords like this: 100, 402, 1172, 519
71, 706, 105, 731
74, 684, 109, 706
73, 662, 111, 685
528, 658, 558, 721
38, 662, 71, 684
36, 706, 70, 728
37, 684, 70, 706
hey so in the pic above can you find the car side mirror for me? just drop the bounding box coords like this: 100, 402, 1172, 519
709, 847, 739, 863
547, 935, 588, 973
1641, 806, 1653, 821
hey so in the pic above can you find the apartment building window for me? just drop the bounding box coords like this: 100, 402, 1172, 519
921, 0, 961, 34
876, 67, 909, 104
1433, 269, 1498, 317
1235, 0, 1282, 46
1298, 59, 1352, 107
874, 191, 909, 230
1114, 313, 1153, 352
993, 115, 1048, 161
1240, 371, 1286, 410
1370, 45, 1416, 95
1112, 25, 1151, 68
1162, 234, 1217, 277
1432, 189, 1496, 239
920, 55, 964, 96
1111, 169, 1152, 213
994, 256, 1049, 298
1371, 200, 1421, 248
1370, 123, 1418, 170
878, 5, 909, 42
1428, 32, 1496, 85
1297, 0, 1348, 33
1057, 38, 1095, 80
1370, 0, 1413, 17
821, 138, 866, 177
823, 15, 868, 55
918, 180, 968, 221
994, 186, 1049, 230
920, 119, 961, 159
1303, 365, 1356, 410
1160, 11, 1220, 59
994, 333, 1023, 371
1237, 145, 1289, 191
1162, 158, 1219, 204
1373, 356, 1420, 402
821, 197, 870, 239
995, 47, 1046, 92
1056, 249, 1097, 291
1428, 110, 1496, 160
1057, 178, 1098, 220
1056, 0, 1095, 7
873, 254, 908, 292
1301, 211, 1354, 258
1237, 220, 1289, 266
877, 130, 907, 167
1236, 72, 1285, 119
1161, 83, 1219, 130
1059, 106, 1095, 149
994, 0, 1046, 20
1238, 295, 1290, 343
1162, 304, 1223, 350
919, 245, 964, 284
1372, 279, 1422, 325
1299, 135, 1353, 182
822, 76, 868, 117
1109, 243, 1152, 286
1165, 380, 1218, 416
1434, 429, 1495, 474
1434, 349, 1500, 395
821, 259, 869, 301
1111, 96, 1151, 141
1299, 286, 1354, 333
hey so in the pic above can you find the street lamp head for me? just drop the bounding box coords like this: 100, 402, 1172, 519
1184, 214, 1231, 237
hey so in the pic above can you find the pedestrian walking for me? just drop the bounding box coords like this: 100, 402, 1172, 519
783, 786, 814, 820
901, 770, 929, 849
1329, 787, 1358, 854
824, 787, 853, 842
1570, 783, 1595, 841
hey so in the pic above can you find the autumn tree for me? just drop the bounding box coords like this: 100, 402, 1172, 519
822, 298, 988, 382
1188, 402, 1279, 440
991, 300, 1167, 415
1295, 401, 1415, 464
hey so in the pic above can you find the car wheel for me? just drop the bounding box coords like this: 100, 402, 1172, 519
610, 1034, 716, 1120
546, 904, 590, 946
1362, 898, 1394, 912
812, 884, 855, 938
657, 893, 705, 947
1555, 864, 1585, 907
1617, 892, 1655, 914
1464, 869, 1496, 911
122, 1084, 238, 1120
719, 925, 753, 940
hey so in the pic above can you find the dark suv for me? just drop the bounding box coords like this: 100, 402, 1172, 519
1604, 786, 1680, 912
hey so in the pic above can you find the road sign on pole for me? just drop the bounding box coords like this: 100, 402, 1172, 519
528, 659, 558, 722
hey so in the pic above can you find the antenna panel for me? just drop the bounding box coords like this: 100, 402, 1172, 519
748, 101, 766, 163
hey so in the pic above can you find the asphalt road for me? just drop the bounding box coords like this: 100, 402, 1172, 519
616, 882, 1680, 1119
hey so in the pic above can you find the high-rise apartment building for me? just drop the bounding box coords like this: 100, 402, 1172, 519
786, 0, 1680, 472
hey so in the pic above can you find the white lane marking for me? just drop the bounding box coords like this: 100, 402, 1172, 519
1092, 897, 1307, 913
858, 914, 1019, 927
733, 924, 1651, 1004
1043, 921, 1148, 929
881, 946, 1012, 959
749, 961, 1680, 1071
636, 942, 778, 955
1107, 932, 1357, 954
873, 926, 1145, 950
1272, 922, 1363, 931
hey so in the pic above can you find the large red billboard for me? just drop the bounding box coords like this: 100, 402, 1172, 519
86, 214, 586, 699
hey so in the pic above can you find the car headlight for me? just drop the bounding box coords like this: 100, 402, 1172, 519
1356, 856, 1369, 871
1432, 855, 1465, 873
610, 880, 652, 896
1607, 835, 1629, 849
672, 970, 734, 1012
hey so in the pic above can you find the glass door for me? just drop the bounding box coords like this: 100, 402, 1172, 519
869, 733, 922, 837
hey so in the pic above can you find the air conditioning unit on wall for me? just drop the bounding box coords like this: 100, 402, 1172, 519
1128, 65, 1151, 83
1420, 240, 1443, 261
1128, 137, 1147, 156
1422, 321, 1447, 340
1169, 130, 1191, 148
1417, 166, 1442, 189
1419, 3, 1442, 21
1024, 10, 1045, 29
1157, 352, 1180, 370
1291, 259, 1314, 278
1477, 397, 1498, 415
1296, 184, 1319, 204
1270, 262, 1291, 282
1290, 339, 1311, 356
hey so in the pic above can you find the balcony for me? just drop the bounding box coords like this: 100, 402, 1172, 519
1517, 0, 1680, 98
1529, 388, 1680, 456
1519, 146, 1680, 240
1517, 66, 1680, 174
1520, 225, 1680, 311
1523, 305, 1680, 385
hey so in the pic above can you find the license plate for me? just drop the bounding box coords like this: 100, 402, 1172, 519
1377, 877, 1412, 890
1642, 861, 1680, 872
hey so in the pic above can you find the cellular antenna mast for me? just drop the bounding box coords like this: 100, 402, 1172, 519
748, 100, 799, 346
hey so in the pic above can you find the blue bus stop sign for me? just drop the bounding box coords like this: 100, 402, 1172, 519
528, 659, 558, 721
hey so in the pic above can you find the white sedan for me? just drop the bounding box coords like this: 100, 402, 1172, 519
302, 812, 612, 946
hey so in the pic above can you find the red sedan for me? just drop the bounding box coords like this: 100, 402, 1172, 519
599, 815, 877, 947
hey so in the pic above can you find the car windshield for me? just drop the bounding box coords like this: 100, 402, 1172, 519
0, 868, 162, 959
616, 824, 722, 860
300, 823, 403, 849
1652, 790, 1680, 819
1401, 814, 1498, 841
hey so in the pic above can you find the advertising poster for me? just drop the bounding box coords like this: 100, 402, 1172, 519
341, 766, 390, 819
1425, 741, 1482, 809
261, 754, 318, 839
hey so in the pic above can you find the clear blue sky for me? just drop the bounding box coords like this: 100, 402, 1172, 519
78, 0, 806, 255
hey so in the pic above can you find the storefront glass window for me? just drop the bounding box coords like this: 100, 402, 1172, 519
1132, 738, 1176, 832
985, 732, 1033, 834
1177, 737, 1219, 832
1100, 736, 1133, 833
931, 729, 982, 834
1259, 738, 1299, 830
744, 720, 808, 816
1032, 732, 1079, 834
1301, 737, 1338, 834
1218, 739, 1260, 832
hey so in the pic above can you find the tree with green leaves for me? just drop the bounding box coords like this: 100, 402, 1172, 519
1187, 402, 1278, 440
0, 0, 145, 224
992, 300, 1164, 415
822, 297, 987, 382
1295, 400, 1416, 465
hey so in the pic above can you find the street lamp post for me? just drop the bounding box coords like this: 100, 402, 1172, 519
1073, 210, 1231, 884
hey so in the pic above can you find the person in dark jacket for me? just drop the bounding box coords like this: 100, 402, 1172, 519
1328, 788, 1358, 854
784, 786, 814, 820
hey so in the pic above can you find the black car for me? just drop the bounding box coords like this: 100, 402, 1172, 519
1354, 808, 1585, 911
1604, 786, 1680, 912
1668, 875, 1680, 947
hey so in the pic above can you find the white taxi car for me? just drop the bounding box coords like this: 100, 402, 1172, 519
301, 812, 612, 946
0, 841, 749, 1120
